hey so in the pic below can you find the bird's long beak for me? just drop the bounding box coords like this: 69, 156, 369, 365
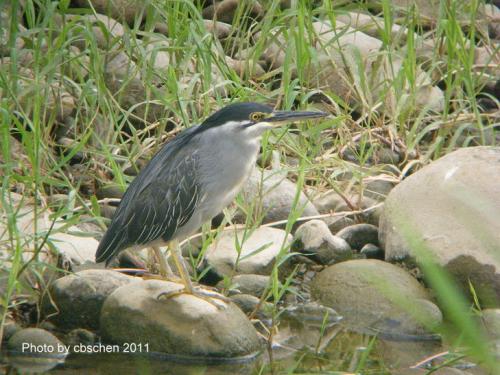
266, 110, 329, 126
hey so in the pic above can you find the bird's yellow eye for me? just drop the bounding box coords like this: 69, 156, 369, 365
250, 112, 265, 122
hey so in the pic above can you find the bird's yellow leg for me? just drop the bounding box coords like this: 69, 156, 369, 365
158, 240, 229, 308
152, 246, 176, 279
168, 240, 194, 293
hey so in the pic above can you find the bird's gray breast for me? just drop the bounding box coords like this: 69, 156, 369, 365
174, 127, 260, 239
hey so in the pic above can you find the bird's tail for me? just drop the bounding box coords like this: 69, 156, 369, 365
95, 228, 125, 265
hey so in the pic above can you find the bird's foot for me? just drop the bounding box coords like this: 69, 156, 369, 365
157, 286, 230, 310
142, 273, 184, 284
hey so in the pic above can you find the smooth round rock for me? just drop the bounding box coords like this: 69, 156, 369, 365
42, 269, 138, 330
103, 50, 163, 124
311, 259, 442, 337
96, 183, 124, 200
64, 328, 97, 348
218, 274, 270, 297
293, 220, 352, 265
5, 327, 66, 373
364, 178, 397, 201
46, 194, 69, 210
379, 147, 500, 307
312, 190, 345, 213
323, 216, 356, 234
202, 0, 263, 24
315, 191, 381, 227
7, 328, 67, 357
375, 147, 401, 165
336, 224, 379, 250
72, 0, 150, 24
281, 302, 342, 327
360, 243, 384, 260
99, 203, 116, 220
100, 280, 261, 358
225, 56, 265, 79
204, 227, 292, 278
230, 294, 272, 320
230, 294, 261, 314
2, 319, 21, 342
238, 168, 319, 226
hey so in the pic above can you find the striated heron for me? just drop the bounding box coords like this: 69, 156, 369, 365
95, 102, 327, 298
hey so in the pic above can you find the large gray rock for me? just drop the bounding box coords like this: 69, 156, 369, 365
100, 280, 261, 358
239, 168, 319, 225
379, 147, 500, 307
292, 220, 352, 265
311, 259, 442, 337
42, 269, 138, 330
0, 193, 98, 269
49, 231, 99, 267
205, 226, 292, 278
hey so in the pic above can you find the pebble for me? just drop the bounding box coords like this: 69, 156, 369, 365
2, 319, 21, 342
230, 293, 272, 320
96, 183, 124, 200
64, 328, 97, 348
336, 224, 379, 250
293, 220, 352, 265
360, 243, 384, 260
7, 328, 67, 358
218, 274, 270, 297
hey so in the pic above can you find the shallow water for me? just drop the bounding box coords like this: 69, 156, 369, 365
1, 320, 452, 374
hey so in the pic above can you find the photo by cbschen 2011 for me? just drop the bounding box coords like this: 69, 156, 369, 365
1, 0, 499, 374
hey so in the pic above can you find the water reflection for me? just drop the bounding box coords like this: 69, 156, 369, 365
0, 302, 462, 375
2, 352, 262, 375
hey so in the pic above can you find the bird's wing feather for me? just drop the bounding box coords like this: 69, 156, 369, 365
95, 129, 201, 264
124, 151, 200, 246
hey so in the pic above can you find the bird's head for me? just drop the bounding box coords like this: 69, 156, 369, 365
200, 102, 328, 138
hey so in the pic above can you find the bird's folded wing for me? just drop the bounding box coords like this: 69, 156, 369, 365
95, 136, 200, 264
